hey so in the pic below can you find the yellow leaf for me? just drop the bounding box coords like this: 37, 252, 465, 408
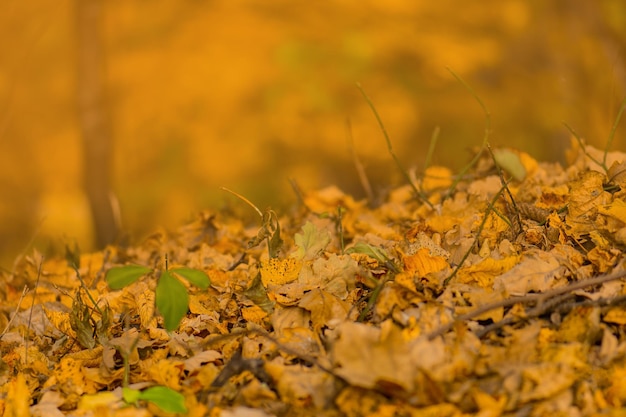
298, 289, 351, 328
331, 321, 415, 392
260, 258, 302, 286
264, 361, 335, 408
456, 255, 519, 288
129, 281, 157, 328
426, 215, 461, 234
67, 346, 105, 367
188, 293, 214, 315
422, 166, 453, 191
598, 198, 626, 224
394, 272, 418, 292
555, 306, 601, 343
43, 307, 76, 339
607, 364, 626, 406
536, 185, 569, 210
493, 250, 566, 295
402, 248, 448, 277
518, 363, 577, 403
3, 373, 30, 417
302, 185, 361, 214
587, 245, 620, 273
472, 389, 507, 415
406, 403, 461, 417
335, 386, 390, 417
241, 305, 269, 325
567, 170, 611, 224
518, 150, 538, 177
195, 363, 220, 389
77, 392, 119, 410
42, 357, 92, 408
604, 307, 626, 325
455, 289, 504, 322
147, 359, 184, 390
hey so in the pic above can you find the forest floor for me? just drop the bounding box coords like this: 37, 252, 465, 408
3, 142, 626, 416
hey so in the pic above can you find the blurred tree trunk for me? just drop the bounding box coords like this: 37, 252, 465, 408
76, 0, 118, 247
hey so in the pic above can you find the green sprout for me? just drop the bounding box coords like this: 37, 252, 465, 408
122, 385, 186, 414
112, 331, 188, 413
105, 259, 210, 331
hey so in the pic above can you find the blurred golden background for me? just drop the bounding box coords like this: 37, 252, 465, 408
1, 0, 625, 266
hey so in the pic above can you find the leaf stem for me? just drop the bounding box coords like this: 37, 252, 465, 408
562, 122, 605, 170
445, 68, 491, 198
356, 82, 433, 209
443, 185, 507, 286
604, 95, 626, 167
221, 187, 263, 218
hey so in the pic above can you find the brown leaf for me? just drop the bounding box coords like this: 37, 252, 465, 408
331, 321, 415, 393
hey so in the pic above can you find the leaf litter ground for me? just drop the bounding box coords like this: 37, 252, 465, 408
4, 143, 626, 416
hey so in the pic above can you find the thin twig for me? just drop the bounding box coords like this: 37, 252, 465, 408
358, 272, 393, 322
487, 143, 522, 235
25, 255, 44, 363
288, 178, 307, 210
72, 265, 105, 317
356, 82, 433, 209
445, 68, 491, 199
200, 327, 341, 379
604, 95, 626, 167
424, 126, 440, 172
429, 267, 626, 340
0, 285, 29, 340
221, 187, 263, 218
346, 118, 374, 203
473, 292, 575, 338
443, 185, 507, 286
562, 122, 606, 171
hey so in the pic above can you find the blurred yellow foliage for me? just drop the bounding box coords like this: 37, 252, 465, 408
0, 0, 625, 264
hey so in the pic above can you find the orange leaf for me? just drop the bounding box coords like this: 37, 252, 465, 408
402, 248, 448, 277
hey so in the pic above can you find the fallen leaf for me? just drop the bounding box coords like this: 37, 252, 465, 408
260, 258, 302, 286
292, 221, 332, 261
331, 321, 415, 393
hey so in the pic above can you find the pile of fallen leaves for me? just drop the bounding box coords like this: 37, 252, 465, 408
4, 142, 626, 416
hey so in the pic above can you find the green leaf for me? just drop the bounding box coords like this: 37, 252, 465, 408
243, 272, 274, 314
156, 271, 189, 331
293, 221, 331, 261
345, 242, 390, 264
347, 242, 400, 274
492, 148, 526, 181
122, 387, 141, 405
138, 386, 187, 413
106, 265, 152, 290
171, 267, 210, 289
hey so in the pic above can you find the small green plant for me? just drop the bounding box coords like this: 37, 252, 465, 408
106, 259, 210, 331
122, 385, 186, 413
114, 330, 187, 413
346, 242, 399, 321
